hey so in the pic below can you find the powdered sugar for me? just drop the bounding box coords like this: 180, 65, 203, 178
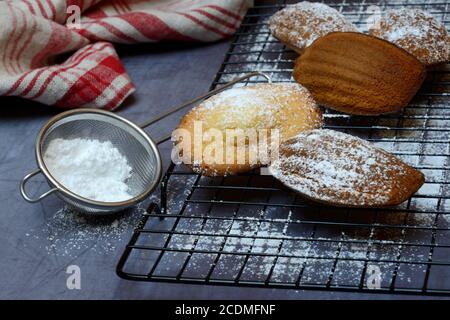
141, 190, 440, 287
44, 138, 133, 202
25, 202, 152, 257
199, 86, 277, 127
198, 83, 317, 128
384, 25, 422, 42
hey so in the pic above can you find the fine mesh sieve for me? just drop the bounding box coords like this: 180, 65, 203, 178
19, 72, 271, 215
20, 109, 162, 214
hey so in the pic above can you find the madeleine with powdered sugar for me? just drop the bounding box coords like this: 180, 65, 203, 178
269, 129, 424, 208
369, 8, 450, 66
175, 83, 323, 176
268, 1, 358, 53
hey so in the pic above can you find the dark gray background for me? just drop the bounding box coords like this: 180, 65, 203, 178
0, 40, 444, 300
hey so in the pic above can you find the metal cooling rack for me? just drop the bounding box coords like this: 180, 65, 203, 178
116, 0, 450, 296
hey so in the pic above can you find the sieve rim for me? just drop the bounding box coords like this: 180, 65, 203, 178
34, 108, 162, 208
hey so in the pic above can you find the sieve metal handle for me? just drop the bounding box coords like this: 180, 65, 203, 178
143, 71, 272, 145
20, 169, 58, 203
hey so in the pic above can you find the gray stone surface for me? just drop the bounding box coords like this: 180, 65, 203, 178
0, 41, 444, 300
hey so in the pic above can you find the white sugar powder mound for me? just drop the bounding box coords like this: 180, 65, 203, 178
43, 138, 133, 202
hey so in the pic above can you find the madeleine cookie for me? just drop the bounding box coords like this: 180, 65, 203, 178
174, 83, 323, 176
369, 8, 450, 66
269, 1, 358, 53
293, 32, 426, 115
269, 129, 424, 208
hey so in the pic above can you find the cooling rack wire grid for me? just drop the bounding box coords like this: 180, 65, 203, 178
117, 0, 450, 296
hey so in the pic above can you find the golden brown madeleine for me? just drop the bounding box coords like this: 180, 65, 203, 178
293, 32, 427, 115
175, 83, 323, 176
269, 1, 358, 54
269, 129, 425, 208
369, 8, 450, 67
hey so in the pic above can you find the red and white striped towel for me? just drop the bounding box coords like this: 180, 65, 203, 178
0, 0, 251, 110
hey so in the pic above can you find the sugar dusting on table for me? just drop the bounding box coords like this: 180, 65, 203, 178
25, 195, 160, 258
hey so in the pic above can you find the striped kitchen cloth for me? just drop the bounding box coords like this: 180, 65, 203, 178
0, 0, 252, 110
